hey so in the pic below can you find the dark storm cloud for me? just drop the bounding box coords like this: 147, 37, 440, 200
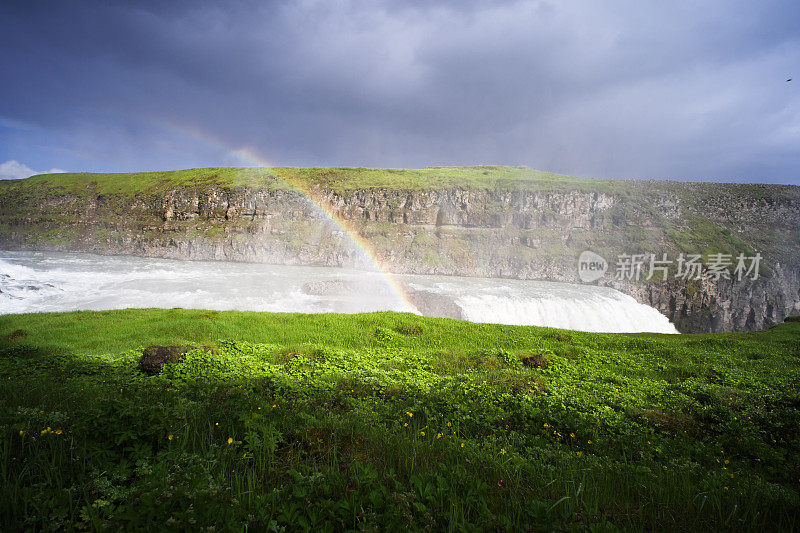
1, 0, 798, 182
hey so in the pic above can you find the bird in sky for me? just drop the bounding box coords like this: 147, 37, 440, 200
788, 78, 793, 82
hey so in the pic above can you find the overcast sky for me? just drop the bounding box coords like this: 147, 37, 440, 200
1, 0, 798, 183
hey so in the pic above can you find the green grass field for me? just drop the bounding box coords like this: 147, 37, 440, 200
3, 164, 792, 198
0, 166, 619, 195
1, 309, 799, 530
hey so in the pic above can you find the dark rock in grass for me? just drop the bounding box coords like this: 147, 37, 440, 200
521, 353, 550, 369
5, 328, 28, 341
139, 345, 192, 375
785, 315, 800, 323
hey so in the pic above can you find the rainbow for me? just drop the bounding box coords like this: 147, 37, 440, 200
159, 121, 419, 314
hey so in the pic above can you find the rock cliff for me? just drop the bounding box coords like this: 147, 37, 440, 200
1, 166, 798, 332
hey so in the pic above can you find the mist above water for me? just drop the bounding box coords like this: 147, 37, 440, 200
0, 251, 678, 334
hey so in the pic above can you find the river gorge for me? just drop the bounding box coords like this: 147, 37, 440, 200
1, 166, 798, 332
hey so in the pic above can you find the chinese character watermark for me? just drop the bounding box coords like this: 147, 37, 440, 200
578, 251, 761, 282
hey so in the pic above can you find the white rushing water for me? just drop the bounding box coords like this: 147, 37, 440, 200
403, 276, 678, 333
0, 250, 678, 333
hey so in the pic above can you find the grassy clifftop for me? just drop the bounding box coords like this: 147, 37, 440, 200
0, 166, 614, 195
1, 309, 799, 530
4, 165, 797, 197
2, 167, 797, 225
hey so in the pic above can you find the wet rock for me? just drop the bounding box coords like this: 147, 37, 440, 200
406, 289, 465, 320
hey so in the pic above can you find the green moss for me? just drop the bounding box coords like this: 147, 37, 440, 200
411, 233, 436, 246
422, 250, 444, 267
667, 215, 753, 257
22, 226, 77, 245
205, 224, 227, 240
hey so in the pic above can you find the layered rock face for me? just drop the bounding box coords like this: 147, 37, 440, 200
1, 169, 798, 332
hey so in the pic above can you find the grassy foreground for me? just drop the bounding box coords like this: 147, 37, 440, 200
1, 309, 799, 531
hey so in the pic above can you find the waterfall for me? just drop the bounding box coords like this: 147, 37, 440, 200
1, 251, 678, 333
403, 275, 677, 334
453, 291, 677, 333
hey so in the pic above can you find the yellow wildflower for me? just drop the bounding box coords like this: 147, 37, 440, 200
436, 433, 442, 439
501, 449, 507, 455
227, 437, 233, 444
576, 451, 583, 457
55, 429, 62, 435
461, 442, 465, 448
543, 423, 549, 428
447, 422, 451, 427
570, 433, 575, 438
168, 434, 173, 441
